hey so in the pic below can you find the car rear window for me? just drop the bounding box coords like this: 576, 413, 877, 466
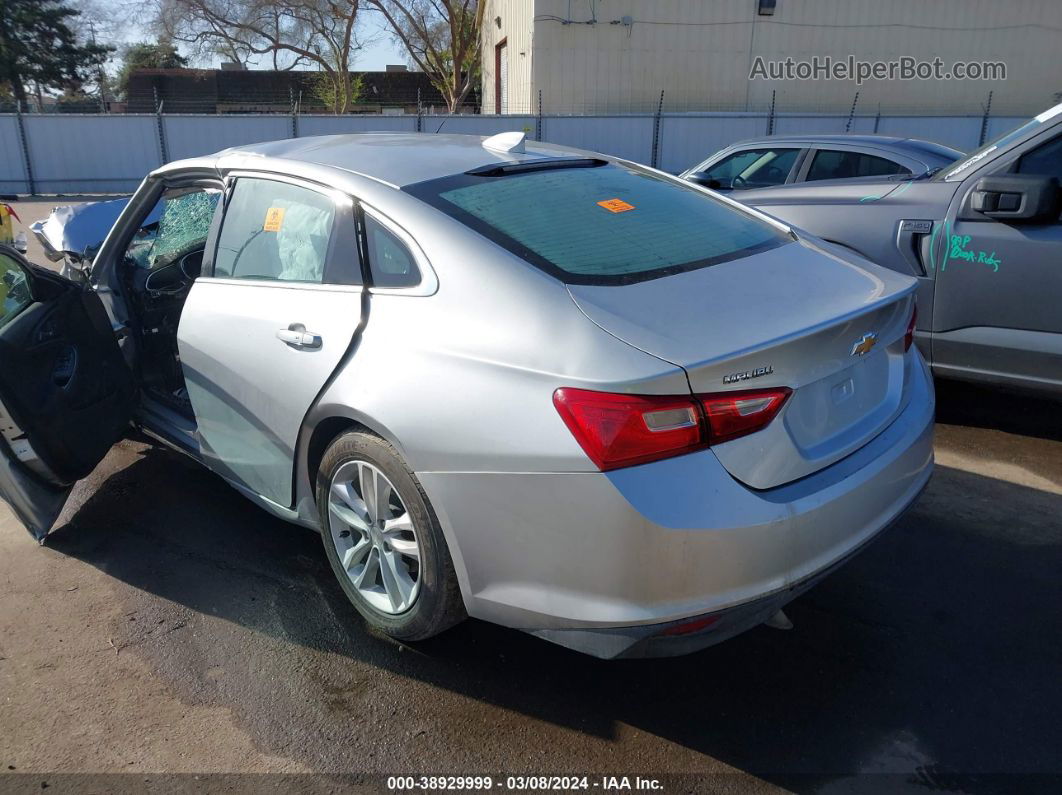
406, 162, 789, 285
805, 150, 907, 181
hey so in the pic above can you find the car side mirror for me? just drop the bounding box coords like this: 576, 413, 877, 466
685, 172, 723, 190
968, 174, 1061, 224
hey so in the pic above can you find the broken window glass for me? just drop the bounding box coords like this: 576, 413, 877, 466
127, 190, 221, 270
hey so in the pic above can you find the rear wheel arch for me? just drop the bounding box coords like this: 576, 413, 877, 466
306, 416, 364, 492
303, 410, 407, 493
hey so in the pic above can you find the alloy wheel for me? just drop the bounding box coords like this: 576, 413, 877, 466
327, 460, 421, 614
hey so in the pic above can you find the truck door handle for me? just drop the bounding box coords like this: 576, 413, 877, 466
276, 324, 322, 349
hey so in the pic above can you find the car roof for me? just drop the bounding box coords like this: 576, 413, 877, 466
721, 133, 961, 158
177, 133, 596, 189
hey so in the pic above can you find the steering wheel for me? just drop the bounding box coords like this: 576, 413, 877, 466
144, 262, 187, 296
731, 174, 748, 190
177, 249, 204, 281
142, 245, 205, 297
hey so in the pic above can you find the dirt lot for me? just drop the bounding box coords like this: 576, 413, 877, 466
0, 200, 1060, 793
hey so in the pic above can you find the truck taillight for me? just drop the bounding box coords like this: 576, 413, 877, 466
905, 303, 917, 352
553, 386, 791, 471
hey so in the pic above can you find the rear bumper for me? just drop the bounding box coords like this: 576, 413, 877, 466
418, 353, 935, 658
536, 483, 926, 659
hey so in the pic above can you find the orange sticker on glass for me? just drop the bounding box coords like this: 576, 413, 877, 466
597, 198, 635, 213
263, 206, 286, 232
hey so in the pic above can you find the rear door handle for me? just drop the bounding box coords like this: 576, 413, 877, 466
276, 324, 322, 349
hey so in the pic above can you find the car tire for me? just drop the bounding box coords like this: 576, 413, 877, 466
316, 430, 465, 641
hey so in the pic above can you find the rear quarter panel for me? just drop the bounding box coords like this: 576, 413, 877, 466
303, 198, 691, 476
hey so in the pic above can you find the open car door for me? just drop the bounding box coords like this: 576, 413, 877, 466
0, 245, 134, 541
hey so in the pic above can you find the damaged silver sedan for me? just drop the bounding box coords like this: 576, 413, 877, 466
0, 132, 932, 658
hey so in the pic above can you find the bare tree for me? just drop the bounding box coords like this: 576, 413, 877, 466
366, 0, 484, 113
157, 0, 369, 112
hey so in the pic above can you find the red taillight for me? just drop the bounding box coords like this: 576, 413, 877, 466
553, 386, 791, 471
552, 389, 704, 471
904, 303, 917, 352
699, 387, 793, 446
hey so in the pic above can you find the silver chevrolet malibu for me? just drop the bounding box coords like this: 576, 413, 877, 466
0, 132, 933, 658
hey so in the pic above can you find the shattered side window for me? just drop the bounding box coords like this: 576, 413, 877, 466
126, 190, 220, 270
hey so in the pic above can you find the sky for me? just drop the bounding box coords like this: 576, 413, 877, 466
114, 12, 412, 72
350, 18, 412, 71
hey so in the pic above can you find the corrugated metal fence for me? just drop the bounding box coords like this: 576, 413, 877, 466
0, 111, 1025, 195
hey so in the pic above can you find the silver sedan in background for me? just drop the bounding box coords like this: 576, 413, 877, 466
0, 131, 933, 658
682, 134, 962, 192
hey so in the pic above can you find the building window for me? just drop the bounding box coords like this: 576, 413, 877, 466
495, 39, 508, 115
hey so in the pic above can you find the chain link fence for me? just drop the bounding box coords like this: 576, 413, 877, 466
0, 101, 1029, 195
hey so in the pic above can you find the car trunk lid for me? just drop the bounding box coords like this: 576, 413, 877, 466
566, 239, 917, 488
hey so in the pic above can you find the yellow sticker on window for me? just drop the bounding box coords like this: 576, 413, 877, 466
263, 207, 286, 232
597, 198, 634, 213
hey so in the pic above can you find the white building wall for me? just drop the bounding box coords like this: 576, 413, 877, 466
481, 0, 536, 115
484, 0, 1062, 116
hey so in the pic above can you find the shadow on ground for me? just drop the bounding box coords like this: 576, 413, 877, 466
40, 391, 1062, 791
935, 378, 1062, 442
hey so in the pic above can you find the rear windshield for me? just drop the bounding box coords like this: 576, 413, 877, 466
910, 140, 964, 164
405, 161, 790, 285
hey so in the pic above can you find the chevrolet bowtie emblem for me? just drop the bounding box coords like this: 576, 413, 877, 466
851, 332, 878, 356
